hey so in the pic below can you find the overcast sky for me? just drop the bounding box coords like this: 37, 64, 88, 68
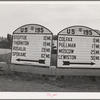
0, 1, 100, 37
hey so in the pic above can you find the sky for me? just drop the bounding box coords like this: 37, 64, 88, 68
0, 1, 100, 37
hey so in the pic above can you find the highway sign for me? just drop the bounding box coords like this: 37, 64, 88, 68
11, 24, 53, 67
57, 26, 100, 68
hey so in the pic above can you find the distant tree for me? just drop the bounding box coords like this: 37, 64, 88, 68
7, 34, 12, 48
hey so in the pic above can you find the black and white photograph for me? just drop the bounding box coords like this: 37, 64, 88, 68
0, 1, 100, 99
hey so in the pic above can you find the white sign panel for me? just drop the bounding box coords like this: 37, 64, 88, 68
57, 26, 100, 68
11, 24, 52, 67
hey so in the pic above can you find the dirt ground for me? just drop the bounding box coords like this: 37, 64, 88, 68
0, 72, 100, 92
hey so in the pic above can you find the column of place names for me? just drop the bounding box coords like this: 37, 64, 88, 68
58, 36, 77, 60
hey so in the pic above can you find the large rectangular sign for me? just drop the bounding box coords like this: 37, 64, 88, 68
11, 24, 52, 67
57, 26, 100, 68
